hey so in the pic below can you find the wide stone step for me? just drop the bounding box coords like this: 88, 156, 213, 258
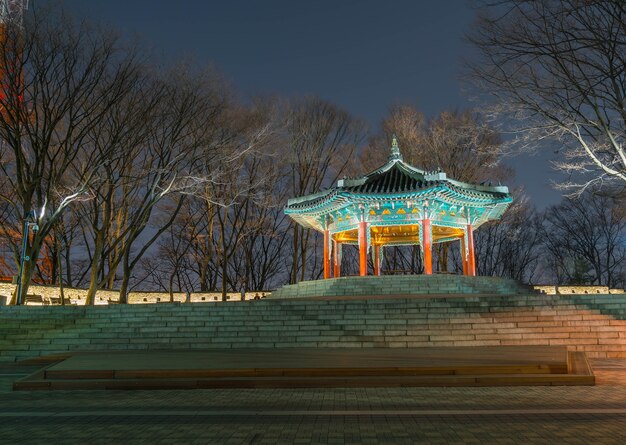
271, 276, 538, 299
13, 347, 594, 390
2, 293, 626, 361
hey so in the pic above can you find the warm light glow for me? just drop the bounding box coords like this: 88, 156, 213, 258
432, 226, 464, 242
371, 224, 419, 245
334, 224, 465, 245
334, 229, 358, 243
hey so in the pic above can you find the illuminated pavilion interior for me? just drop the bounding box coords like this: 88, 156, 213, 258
285, 137, 512, 277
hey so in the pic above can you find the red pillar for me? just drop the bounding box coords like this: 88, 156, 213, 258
467, 224, 476, 276
323, 229, 330, 279
358, 221, 368, 276
422, 219, 432, 275
460, 236, 468, 275
373, 245, 381, 276
333, 241, 341, 278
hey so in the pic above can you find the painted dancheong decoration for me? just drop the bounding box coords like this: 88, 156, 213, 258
285, 136, 512, 277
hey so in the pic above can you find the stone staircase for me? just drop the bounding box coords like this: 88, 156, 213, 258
270, 275, 535, 299
2, 293, 626, 362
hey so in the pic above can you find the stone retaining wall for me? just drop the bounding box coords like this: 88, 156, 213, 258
2, 293, 626, 362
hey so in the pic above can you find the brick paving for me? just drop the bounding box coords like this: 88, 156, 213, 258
0, 359, 625, 444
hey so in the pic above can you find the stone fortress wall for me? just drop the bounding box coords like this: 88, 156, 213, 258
0, 283, 269, 305
0, 281, 623, 306
534, 285, 625, 295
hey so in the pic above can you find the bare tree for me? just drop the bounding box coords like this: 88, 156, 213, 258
0, 10, 141, 303
364, 107, 509, 183
182, 195, 219, 293
200, 102, 280, 299
472, 194, 542, 282
77, 65, 154, 304
286, 96, 365, 283
468, 0, 626, 193
150, 203, 196, 300
139, 197, 209, 294
542, 190, 626, 287
136, 98, 281, 297
234, 163, 291, 292
111, 68, 229, 303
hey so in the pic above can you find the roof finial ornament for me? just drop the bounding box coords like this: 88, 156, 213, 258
389, 134, 402, 161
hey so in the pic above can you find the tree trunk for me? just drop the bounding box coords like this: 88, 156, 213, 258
220, 222, 228, 301
64, 234, 73, 287
300, 228, 308, 282
119, 248, 132, 304
10, 236, 41, 305
438, 244, 449, 273
119, 270, 130, 304
291, 225, 299, 284
199, 254, 210, 292
10, 258, 35, 305
168, 274, 175, 302
57, 237, 66, 306
85, 231, 104, 305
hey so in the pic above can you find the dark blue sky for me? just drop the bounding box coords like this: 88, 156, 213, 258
46, 0, 562, 208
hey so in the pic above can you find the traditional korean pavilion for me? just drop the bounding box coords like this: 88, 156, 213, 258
285, 137, 512, 278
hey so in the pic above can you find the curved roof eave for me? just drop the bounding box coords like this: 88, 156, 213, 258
286, 185, 511, 215
446, 177, 509, 195
285, 138, 512, 213
286, 188, 334, 207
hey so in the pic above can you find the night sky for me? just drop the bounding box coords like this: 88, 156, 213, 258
44, 0, 563, 209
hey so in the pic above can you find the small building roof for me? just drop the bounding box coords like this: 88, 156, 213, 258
285, 137, 512, 239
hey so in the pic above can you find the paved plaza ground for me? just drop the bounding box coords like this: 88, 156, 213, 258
1, 359, 626, 444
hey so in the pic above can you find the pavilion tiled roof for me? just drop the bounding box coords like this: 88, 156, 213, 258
342, 162, 436, 194
286, 136, 511, 212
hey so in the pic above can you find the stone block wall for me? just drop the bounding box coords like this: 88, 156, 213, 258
3, 293, 626, 362
0, 283, 269, 305
533, 285, 625, 295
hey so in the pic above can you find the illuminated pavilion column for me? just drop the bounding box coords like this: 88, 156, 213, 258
358, 220, 369, 276
333, 240, 341, 278
323, 228, 331, 279
421, 218, 433, 275
466, 224, 476, 276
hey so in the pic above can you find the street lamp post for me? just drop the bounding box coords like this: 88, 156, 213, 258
16, 211, 38, 305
